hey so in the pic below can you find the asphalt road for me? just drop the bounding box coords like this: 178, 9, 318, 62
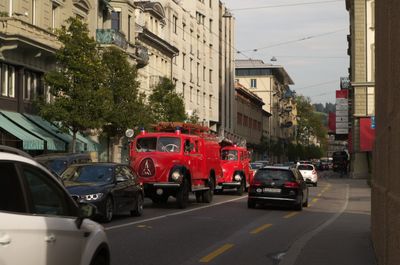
104, 171, 377, 265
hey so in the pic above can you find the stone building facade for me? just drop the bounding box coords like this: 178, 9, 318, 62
372, 1, 400, 264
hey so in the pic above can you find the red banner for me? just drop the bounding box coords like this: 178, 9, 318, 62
328, 112, 336, 132
336, 90, 349, 98
360, 118, 375, 151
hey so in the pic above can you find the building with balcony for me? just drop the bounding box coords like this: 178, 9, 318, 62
153, 0, 234, 137
134, 1, 179, 93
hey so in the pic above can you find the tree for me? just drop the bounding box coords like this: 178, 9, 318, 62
101, 47, 149, 161
38, 17, 111, 152
148, 77, 187, 123
296, 95, 328, 147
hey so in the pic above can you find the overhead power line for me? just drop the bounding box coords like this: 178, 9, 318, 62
296, 80, 338, 90
239, 28, 346, 53
231, 0, 343, 11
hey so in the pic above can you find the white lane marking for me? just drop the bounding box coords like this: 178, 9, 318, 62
279, 184, 350, 265
105, 196, 246, 231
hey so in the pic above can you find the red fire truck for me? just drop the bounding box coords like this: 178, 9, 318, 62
217, 145, 253, 195
126, 122, 222, 209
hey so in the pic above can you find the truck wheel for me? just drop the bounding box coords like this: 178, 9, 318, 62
202, 179, 214, 203
176, 180, 189, 209
237, 181, 245, 196
151, 194, 169, 204
195, 191, 203, 203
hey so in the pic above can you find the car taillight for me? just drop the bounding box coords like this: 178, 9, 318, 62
284, 181, 300, 188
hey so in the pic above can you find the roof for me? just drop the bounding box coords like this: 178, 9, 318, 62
235, 82, 264, 107
235, 59, 294, 85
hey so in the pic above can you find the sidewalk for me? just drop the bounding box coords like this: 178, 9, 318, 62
281, 174, 377, 265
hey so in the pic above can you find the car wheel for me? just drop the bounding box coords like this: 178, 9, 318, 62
103, 196, 114, 223
202, 178, 214, 203
131, 194, 144, 217
248, 199, 256, 209
176, 179, 189, 209
295, 195, 303, 211
237, 180, 245, 196
90, 251, 109, 265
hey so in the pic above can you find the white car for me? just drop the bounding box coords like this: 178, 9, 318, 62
0, 146, 110, 265
297, 163, 318, 186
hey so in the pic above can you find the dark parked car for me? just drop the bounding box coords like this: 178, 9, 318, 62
247, 166, 309, 210
35, 153, 91, 176
61, 163, 144, 222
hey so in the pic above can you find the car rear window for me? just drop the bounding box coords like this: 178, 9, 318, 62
254, 169, 295, 181
298, 165, 314, 170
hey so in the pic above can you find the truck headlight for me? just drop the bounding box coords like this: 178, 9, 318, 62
234, 175, 242, 181
171, 171, 182, 181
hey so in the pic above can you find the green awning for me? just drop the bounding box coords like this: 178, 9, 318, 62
0, 114, 44, 150
23, 114, 86, 152
76, 133, 99, 152
1, 111, 66, 151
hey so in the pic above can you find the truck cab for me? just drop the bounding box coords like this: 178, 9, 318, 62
128, 126, 222, 208
217, 145, 253, 195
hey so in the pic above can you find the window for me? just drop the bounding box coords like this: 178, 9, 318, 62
182, 23, 186, 40
251, 79, 257, 88
173, 15, 178, 34
23, 165, 72, 216
203, 66, 206, 81
128, 15, 132, 42
203, 92, 206, 106
51, 2, 59, 29
190, 86, 193, 102
209, 69, 213, 83
209, 0, 212, 8
237, 113, 243, 125
209, 95, 212, 109
209, 19, 213, 32
197, 89, 200, 104
24, 71, 39, 100
32, 0, 36, 25
0, 162, 26, 213
182, 53, 186, 69
197, 63, 200, 85
182, 82, 186, 98
1, 64, 15, 98
111, 11, 121, 31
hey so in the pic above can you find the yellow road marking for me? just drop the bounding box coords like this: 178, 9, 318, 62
284, 212, 299, 219
311, 198, 319, 203
250, 223, 273, 234
317, 193, 323, 197
199, 244, 234, 263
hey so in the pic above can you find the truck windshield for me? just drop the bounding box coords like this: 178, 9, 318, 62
221, 150, 238, 161
136, 137, 181, 153
157, 137, 181, 153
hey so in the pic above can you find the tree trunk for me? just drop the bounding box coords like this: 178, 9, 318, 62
72, 130, 77, 153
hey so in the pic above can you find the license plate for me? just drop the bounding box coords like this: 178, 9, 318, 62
263, 188, 281, 193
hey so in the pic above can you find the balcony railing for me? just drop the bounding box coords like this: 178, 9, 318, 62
135, 45, 149, 68
0, 17, 60, 50
96, 29, 127, 49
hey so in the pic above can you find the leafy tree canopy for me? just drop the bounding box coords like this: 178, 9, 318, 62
148, 77, 187, 123
38, 17, 112, 152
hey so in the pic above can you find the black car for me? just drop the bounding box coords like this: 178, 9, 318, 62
247, 166, 309, 210
61, 163, 144, 222
35, 153, 91, 176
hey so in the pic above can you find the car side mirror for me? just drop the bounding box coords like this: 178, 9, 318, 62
75, 202, 97, 229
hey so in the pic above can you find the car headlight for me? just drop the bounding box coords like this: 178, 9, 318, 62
171, 171, 182, 182
234, 175, 241, 181
83, 193, 104, 201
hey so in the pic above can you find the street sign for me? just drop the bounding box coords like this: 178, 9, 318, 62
336, 128, 349, 134
336, 116, 349, 123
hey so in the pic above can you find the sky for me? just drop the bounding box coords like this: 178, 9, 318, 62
222, 0, 349, 104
